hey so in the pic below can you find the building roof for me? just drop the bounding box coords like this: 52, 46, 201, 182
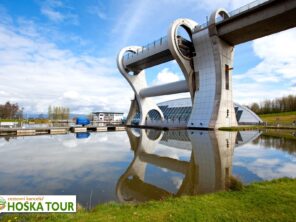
158, 98, 192, 107
92, 112, 124, 114
156, 97, 263, 124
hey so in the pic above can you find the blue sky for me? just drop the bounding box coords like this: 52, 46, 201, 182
0, 0, 295, 115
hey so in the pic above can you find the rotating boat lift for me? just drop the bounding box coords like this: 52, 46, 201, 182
117, 9, 238, 129
117, 0, 296, 129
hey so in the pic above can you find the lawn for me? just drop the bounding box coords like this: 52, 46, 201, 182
1, 178, 296, 222
259, 111, 296, 125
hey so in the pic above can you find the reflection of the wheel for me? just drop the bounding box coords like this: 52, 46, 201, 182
117, 128, 260, 203
116, 128, 164, 202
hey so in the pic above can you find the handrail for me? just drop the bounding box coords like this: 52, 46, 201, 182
196, 0, 270, 31
124, 36, 168, 60
228, 0, 270, 18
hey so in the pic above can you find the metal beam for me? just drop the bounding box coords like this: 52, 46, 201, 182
139, 80, 188, 98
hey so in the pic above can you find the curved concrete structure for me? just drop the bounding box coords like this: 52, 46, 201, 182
116, 128, 164, 202
117, 47, 164, 125
208, 8, 230, 36
167, 18, 198, 99
118, 0, 296, 129
118, 14, 237, 129
188, 8, 237, 129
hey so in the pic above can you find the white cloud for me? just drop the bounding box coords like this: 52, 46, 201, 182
88, 2, 107, 20
233, 28, 296, 104
62, 139, 78, 148
41, 6, 64, 22
153, 68, 181, 85
252, 29, 296, 80
254, 158, 280, 166
0, 5, 12, 25
0, 132, 132, 194
63, 91, 80, 100
40, 0, 78, 24
0, 15, 132, 115
154, 143, 191, 160
171, 176, 183, 189
278, 163, 296, 176
234, 144, 296, 180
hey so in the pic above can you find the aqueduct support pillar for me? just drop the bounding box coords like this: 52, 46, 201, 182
187, 9, 238, 129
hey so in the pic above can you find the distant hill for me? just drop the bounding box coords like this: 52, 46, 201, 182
25, 113, 89, 119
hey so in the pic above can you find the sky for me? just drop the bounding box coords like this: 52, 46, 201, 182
0, 0, 295, 116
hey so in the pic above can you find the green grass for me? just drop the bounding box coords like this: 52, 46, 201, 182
219, 112, 296, 131
0, 119, 20, 123
219, 125, 265, 131
0, 119, 50, 124
1, 178, 296, 222
259, 111, 296, 124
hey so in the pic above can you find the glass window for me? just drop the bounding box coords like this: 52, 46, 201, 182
225, 64, 230, 90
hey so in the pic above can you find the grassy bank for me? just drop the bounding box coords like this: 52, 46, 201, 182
219, 125, 296, 131
0, 119, 20, 123
1, 178, 296, 222
0, 119, 49, 124
259, 111, 296, 124
219, 111, 296, 131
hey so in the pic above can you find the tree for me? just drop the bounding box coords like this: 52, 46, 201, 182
250, 102, 260, 114
48, 106, 52, 120
48, 105, 70, 120
0, 101, 21, 119
249, 94, 296, 114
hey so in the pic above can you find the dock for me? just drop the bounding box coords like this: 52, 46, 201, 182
0, 125, 126, 137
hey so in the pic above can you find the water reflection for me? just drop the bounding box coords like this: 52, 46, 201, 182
116, 129, 260, 203
0, 132, 132, 208
76, 132, 91, 139
252, 134, 296, 154
0, 129, 295, 207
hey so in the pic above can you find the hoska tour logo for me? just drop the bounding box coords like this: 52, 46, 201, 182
0, 195, 76, 213
0, 197, 6, 211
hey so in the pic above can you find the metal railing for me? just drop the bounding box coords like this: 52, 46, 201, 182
123, 0, 271, 61
196, 0, 270, 30
228, 0, 270, 17
124, 36, 168, 61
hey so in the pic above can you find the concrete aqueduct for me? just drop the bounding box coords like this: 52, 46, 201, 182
117, 0, 296, 129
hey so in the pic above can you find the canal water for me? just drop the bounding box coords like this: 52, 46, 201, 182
0, 129, 295, 208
